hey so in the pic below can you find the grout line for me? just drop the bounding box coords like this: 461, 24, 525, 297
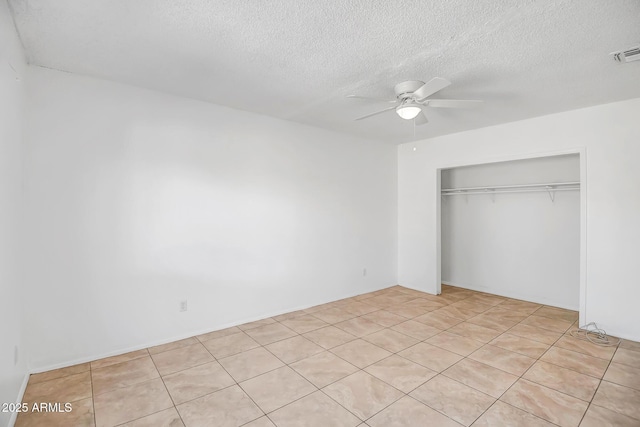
89, 363, 97, 427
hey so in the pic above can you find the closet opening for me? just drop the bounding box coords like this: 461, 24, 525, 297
436, 151, 586, 323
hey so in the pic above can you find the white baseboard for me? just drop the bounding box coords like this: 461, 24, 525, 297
441, 280, 579, 311
29, 283, 393, 374
8, 373, 29, 427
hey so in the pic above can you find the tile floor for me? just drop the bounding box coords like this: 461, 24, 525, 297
15, 285, 640, 427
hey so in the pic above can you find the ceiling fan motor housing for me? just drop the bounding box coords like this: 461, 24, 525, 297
394, 81, 425, 99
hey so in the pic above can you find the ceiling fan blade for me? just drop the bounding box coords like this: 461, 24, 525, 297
415, 111, 428, 125
346, 95, 396, 104
413, 77, 451, 100
427, 99, 483, 108
355, 106, 396, 121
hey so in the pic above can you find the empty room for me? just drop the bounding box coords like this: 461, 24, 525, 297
2, 1, 640, 426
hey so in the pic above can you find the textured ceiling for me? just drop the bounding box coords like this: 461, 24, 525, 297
8, 0, 640, 143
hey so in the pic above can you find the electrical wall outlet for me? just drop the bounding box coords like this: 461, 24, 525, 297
363, 268, 367, 276
14, 345, 18, 365
180, 300, 188, 312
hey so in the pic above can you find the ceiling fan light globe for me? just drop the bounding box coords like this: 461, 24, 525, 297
396, 105, 422, 120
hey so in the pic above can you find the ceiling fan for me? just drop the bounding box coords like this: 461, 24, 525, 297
347, 78, 482, 125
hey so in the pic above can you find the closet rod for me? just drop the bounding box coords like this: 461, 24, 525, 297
441, 181, 580, 193
441, 187, 579, 196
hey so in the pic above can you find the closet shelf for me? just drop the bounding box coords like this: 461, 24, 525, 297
441, 181, 580, 201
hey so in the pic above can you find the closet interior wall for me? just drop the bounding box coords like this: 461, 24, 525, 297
441, 154, 580, 310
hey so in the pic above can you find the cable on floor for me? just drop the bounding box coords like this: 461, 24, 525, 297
569, 322, 621, 347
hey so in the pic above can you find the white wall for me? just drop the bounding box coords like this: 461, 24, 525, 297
441, 155, 580, 309
398, 97, 640, 341
0, 1, 27, 425
22, 66, 398, 371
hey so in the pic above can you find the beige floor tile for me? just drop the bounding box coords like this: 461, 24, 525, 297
269, 391, 361, 427
483, 307, 530, 323
365, 355, 437, 393
435, 305, 481, 321
290, 351, 358, 388
500, 379, 588, 427
265, 335, 324, 364
218, 347, 284, 382
201, 332, 259, 358
398, 342, 463, 372
367, 395, 463, 427
360, 296, 397, 309
28, 363, 90, 385
620, 339, 640, 353
122, 407, 184, 427
240, 366, 316, 413
435, 294, 473, 305
489, 333, 550, 358
498, 299, 542, 312
237, 317, 276, 331
391, 320, 441, 340
403, 298, 447, 310
447, 322, 503, 343
15, 397, 94, 427
472, 400, 555, 427
162, 361, 235, 404
334, 317, 384, 337
533, 306, 578, 323
244, 323, 297, 345
362, 310, 407, 328
411, 375, 494, 426
330, 339, 392, 369
426, 331, 484, 356
384, 304, 432, 318
311, 307, 356, 324
323, 371, 403, 420
507, 324, 562, 345
148, 337, 199, 355
466, 313, 517, 332
580, 404, 640, 427
554, 335, 617, 360
604, 362, 640, 391
302, 325, 356, 349
242, 416, 276, 427
279, 315, 328, 334
520, 315, 574, 333
92, 356, 159, 395
91, 349, 149, 370
385, 293, 416, 304
196, 326, 241, 343
362, 329, 419, 353
414, 311, 463, 329
443, 359, 518, 398
342, 301, 380, 316
361, 310, 407, 327
176, 385, 263, 427
151, 343, 215, 376
466, 294, 506, 306
94, 378, 173, 427
30, 286, 635, 427
613, 347, 640, 369
523, 360, 600, 401
592, 380, 640, 420
272, 310, 306, 322
23, 371, 92, 404
450, 300, 493, 314
541, 347, 609, 378
468, 345, 536, 376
